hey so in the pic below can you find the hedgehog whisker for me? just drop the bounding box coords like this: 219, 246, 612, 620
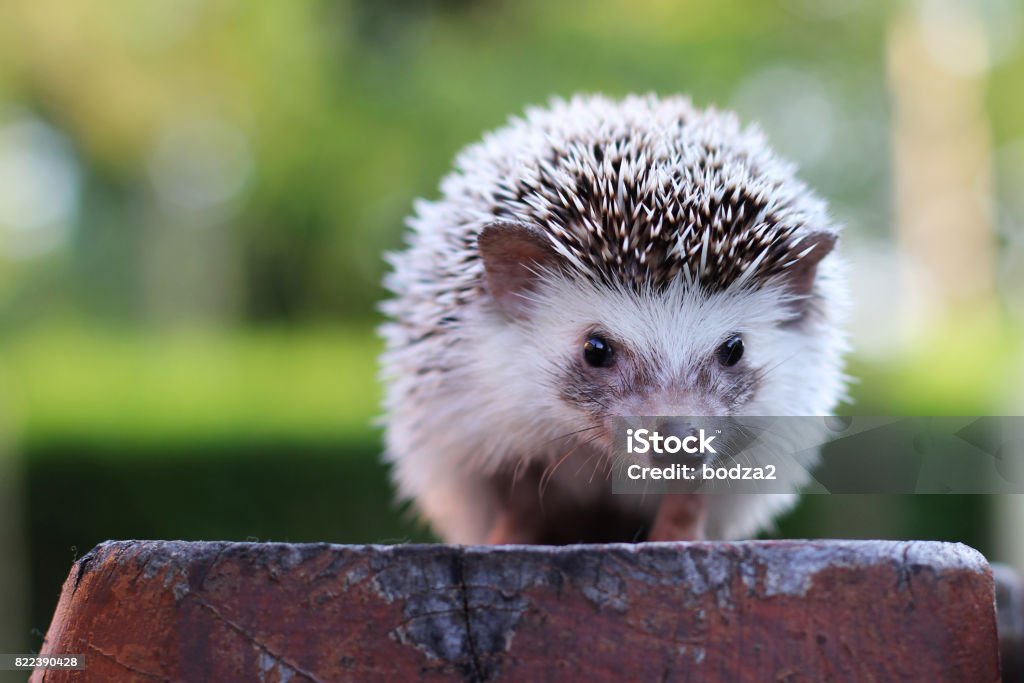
755, 350, 803, 385
574, 434, 610, 478
543, 424, 602, 446
539, 433, 602, 501
591, 447, 618, 485
510, 455, 527, 490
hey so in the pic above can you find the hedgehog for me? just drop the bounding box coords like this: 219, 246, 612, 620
379, 94, 848, 544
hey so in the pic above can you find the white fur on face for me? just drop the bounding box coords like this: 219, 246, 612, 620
470, 261, 848, 432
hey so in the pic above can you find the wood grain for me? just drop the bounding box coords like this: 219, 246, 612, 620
33, 540, 1000, 682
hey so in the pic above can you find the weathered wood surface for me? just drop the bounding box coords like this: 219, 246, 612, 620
995, 562, 1024, 682
33, 540, 999, 682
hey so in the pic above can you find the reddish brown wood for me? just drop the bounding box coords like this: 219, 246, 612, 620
33, 540, 999, 682
995, 563, 1024, 682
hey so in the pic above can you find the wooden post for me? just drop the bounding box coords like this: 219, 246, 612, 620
33, 540, 999, 682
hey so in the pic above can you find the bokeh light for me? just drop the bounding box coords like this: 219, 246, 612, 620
0, 117, 79, 259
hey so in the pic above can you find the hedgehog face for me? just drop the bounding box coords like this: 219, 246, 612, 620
476, 219, 846, 448
533, 274, 820, 423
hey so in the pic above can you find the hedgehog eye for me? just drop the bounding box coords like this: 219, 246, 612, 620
717, 335, 744, 367
583, 335, 614, 368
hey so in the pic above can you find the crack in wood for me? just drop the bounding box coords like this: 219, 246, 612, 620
455, 549, 487, 683
87, 643, 172, 682
194, 597, 326, 683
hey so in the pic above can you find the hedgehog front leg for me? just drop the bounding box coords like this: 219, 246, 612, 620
648, 494, 707, 541
485, 509, 543, 545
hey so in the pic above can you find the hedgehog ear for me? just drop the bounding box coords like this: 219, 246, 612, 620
478, 221, 562, 320
781, 231, 836, 316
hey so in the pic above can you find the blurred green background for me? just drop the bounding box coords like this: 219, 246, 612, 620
0, 0, 1023, 660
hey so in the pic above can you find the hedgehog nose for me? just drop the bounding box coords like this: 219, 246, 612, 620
656, 418, 706, 465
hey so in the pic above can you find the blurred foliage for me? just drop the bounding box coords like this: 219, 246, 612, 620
844, 317, 1024, 415
0, 0, 901, 323
1, 326, 381, 445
